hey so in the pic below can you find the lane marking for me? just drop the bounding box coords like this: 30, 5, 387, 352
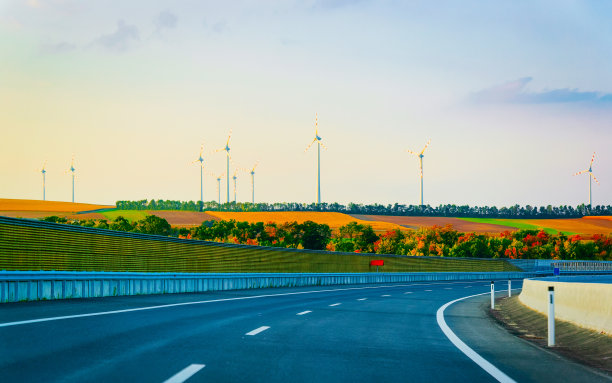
381, 294, 391, 297
329, 303, 342, 307
163, 364, 205, 383
296, 311, 312, 316
246, 326, 270, 336
465, 286, 472, 288
436, 290, 522, 383
357, 298, 367, 301
444, 288, 452, 290
425, 289, 433, 292
404, 292, 413, 294
0, 280, 512, 328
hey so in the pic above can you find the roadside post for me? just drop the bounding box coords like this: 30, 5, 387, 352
508, 279, 512, 297
370, 260, 384, 273
548, 286, 555, 347
490, 281, 495, 309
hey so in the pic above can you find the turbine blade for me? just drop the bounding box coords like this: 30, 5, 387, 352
319, 141, 328, 150
406, 149, 417, 156
304, 138, 317, 152
199, 144, 204, 157
420, 139, 431, 155
226, 129, 233, 146
591, 173, 600, 184
590, 152, 596, 166
573, 170, 589, 176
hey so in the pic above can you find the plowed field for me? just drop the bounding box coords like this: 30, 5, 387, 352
351, 215, 516, 233
150, 211, 220, 226
205, 211, 406, 233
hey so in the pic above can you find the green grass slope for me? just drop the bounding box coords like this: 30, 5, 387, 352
0, 218, 521, 273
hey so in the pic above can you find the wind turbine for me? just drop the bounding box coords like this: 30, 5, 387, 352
407, 139, 431, 206
216, 130, 232, 204
305, 114, 326, 204
67, 155, 76, 203
41, 161, 47, 201
249, 161, 259, 204
193, 143, 205, 210
574, 152, 600, 207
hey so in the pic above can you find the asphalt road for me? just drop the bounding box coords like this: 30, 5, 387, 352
0, 279, 609, 382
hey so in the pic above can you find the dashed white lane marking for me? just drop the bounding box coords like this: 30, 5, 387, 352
246, 326, 270, 336
436, 292, 518, 383
0, 280, 496, 328
424, 289, 433, 292
296, 311, 312, 316
357, 298, 367, 301
381, 294, 391, 297
465, 286, 472, 288
444, 288, 452, 290
329, 303, 342, 307
163, 364, 205, 383
404, 292, 413, 294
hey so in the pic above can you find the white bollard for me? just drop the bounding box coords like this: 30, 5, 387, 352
508, 279, 512, 297
490, 281, 495, 309
548, 286, 555, 347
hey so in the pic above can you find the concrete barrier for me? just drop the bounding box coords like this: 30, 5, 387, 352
0, 271, 534, 303
519, 276, 612, 336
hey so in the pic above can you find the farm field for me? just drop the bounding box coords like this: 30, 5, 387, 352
205, 211, 406, 233
0, 198, 113, 212
461, 217, 612, 236
351, 215, 516, 233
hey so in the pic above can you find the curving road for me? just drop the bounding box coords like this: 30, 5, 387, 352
0, 280, 609, 382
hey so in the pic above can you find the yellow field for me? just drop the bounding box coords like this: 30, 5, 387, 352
205, 211, 406, 233
0, 199, 114, 212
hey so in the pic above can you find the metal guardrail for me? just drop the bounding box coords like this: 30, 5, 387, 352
0, 271, 535, 303
508, 259, 612, 273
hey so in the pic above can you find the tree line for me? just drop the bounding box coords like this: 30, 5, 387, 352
115, 199, 612, 218
42, 215, 611, 261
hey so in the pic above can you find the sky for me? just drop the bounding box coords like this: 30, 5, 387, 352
1, 0, 611, 207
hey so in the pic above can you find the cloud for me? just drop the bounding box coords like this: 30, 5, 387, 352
471, 77, 612, 104
41, 41, 77, 54
93, 20, 139, 52
155, 10, 177, 32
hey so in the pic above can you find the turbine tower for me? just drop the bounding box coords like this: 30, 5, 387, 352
407, 139, 431, 206
216, 130, 232, 204
305, 114, 326, 204
249, 161, 259, 204
193, 143, 205, 211
232, 168, 238, 203
68, 156, 76, 203
41, 161, 47, 201
215, 173, 224, 207
574, 152, 600, 207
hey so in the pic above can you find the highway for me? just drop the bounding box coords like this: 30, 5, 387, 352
1, 280, 609, 382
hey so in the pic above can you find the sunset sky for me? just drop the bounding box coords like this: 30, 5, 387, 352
1, 0, 611, 207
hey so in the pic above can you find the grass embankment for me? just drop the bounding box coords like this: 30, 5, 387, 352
0, 218, 520, 273
491, 296, 612, 373
460, 218, 577, 235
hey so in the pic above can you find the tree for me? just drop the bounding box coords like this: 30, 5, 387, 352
297, 221, 331, 250
109, 216, 134, 232
134, 215, 171, 236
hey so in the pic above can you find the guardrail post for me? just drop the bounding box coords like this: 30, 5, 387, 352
548, 286, 555, 347
508, 279, 511, 297
490, 281, 495, 309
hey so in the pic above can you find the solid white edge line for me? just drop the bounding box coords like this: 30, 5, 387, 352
0, 280, 508, 328
296, 310, 312, 316
246, 326, 270, 336
436, 290, 522, 383
163, 364, 205, 383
